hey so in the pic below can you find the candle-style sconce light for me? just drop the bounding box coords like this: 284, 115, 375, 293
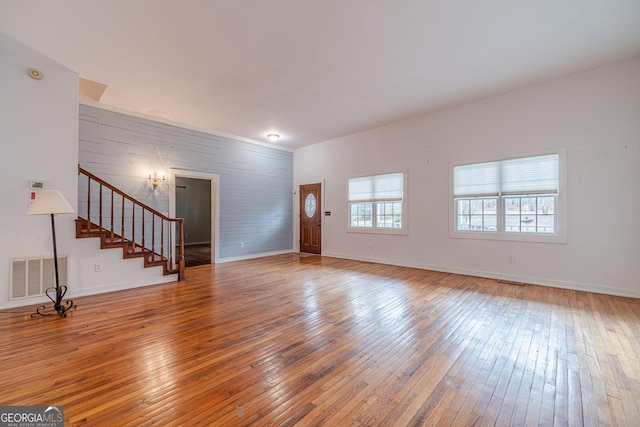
148, 172, 166, 188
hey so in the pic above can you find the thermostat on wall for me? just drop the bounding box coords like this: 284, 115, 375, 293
30, 181, 45, 189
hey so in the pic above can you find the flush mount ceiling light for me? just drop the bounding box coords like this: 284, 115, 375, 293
267, 134, 280, 143
28, 68, 43, 80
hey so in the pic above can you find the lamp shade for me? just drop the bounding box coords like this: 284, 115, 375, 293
27, 190, 75, 215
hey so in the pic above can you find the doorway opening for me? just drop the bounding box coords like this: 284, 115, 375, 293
170, 169, 220, 266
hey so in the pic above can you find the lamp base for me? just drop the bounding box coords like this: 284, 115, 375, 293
31, 285, 76, 317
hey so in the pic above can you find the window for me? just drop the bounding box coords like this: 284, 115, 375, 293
452, 152, 565, 242
456, 198, 497, 231
348, 172, 405, 233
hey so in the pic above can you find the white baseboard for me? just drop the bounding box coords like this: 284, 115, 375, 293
0, 251, 296, 311
322, 251, 640, 299
72, 275, 179, 298
217, 249, 296, 263
0, 275, 179, 311
4, 251, 634, 312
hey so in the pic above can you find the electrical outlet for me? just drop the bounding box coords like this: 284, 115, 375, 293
240, 242, 245, 248
369, 243, 373, 250
95, 263, 103, 272
507, 256, 515, 264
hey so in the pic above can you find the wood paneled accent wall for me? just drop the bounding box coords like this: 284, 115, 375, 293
78, 105, 293, 259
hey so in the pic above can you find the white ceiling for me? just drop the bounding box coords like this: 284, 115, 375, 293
1, 1, 640, 150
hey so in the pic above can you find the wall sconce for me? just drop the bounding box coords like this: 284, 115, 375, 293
148, 172, 166, 188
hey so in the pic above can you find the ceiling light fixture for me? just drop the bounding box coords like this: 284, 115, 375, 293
267, 134, 280, 143
28, 68, 43, 80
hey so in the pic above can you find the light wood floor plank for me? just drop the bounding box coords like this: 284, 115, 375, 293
1, 254, 639, 426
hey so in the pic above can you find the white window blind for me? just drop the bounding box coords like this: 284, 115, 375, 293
501, 154, 558, 195
453, 161, 500, 197
453, 154, 558, 197
349, 173, 403, 202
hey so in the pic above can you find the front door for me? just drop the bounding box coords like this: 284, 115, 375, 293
300, 183, 321, 254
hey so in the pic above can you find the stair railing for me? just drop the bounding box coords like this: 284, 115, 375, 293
77, 166, 185, 280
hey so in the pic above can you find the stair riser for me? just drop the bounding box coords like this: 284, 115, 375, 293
75, 218, 177, 276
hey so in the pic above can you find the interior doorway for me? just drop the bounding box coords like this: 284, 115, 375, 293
176, 176, 211, 266
169, 169, 219, 265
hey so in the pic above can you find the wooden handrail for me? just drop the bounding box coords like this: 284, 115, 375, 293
79, 166, 175, 221
78, 166, 185, 280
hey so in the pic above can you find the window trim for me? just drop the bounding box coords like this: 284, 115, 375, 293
347, 171, 408, 235
449, 149, 567, 244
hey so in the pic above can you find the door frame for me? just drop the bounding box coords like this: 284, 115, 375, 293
169, 169, 220, 264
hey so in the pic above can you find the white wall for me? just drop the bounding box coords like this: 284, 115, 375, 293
295, 56, 640, 298
0, 32, 79, 309
0, 33, 171, 310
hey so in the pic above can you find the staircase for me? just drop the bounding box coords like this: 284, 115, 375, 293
76, 166, 185, 280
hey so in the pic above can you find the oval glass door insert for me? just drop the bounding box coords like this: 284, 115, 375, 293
304, 193, 316, 218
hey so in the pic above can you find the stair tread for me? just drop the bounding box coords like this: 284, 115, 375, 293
76, 215, 183, 279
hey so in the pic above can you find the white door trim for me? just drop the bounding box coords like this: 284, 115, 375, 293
169, 169, 220, 264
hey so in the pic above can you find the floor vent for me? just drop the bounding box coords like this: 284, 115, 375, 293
497, 279, 525, 286
10, 256, 68, 300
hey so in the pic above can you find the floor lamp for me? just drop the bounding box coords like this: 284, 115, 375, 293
27, 189, 76, 317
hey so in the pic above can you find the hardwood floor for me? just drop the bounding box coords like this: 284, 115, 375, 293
184, 243, 212, 267
1, 254, 639, 426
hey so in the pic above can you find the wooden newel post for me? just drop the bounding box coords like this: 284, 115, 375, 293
178, 218, 186, 280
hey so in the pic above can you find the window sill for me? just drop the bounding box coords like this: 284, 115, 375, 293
348, 227, 408, 236
450, 230, 566, 244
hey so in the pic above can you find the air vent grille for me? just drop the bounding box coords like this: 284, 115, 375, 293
10, 256, 68, 300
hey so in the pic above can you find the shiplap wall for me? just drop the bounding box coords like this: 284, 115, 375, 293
78, 104, 293, 259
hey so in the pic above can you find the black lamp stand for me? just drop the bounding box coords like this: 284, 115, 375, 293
32, 213, 76, 317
